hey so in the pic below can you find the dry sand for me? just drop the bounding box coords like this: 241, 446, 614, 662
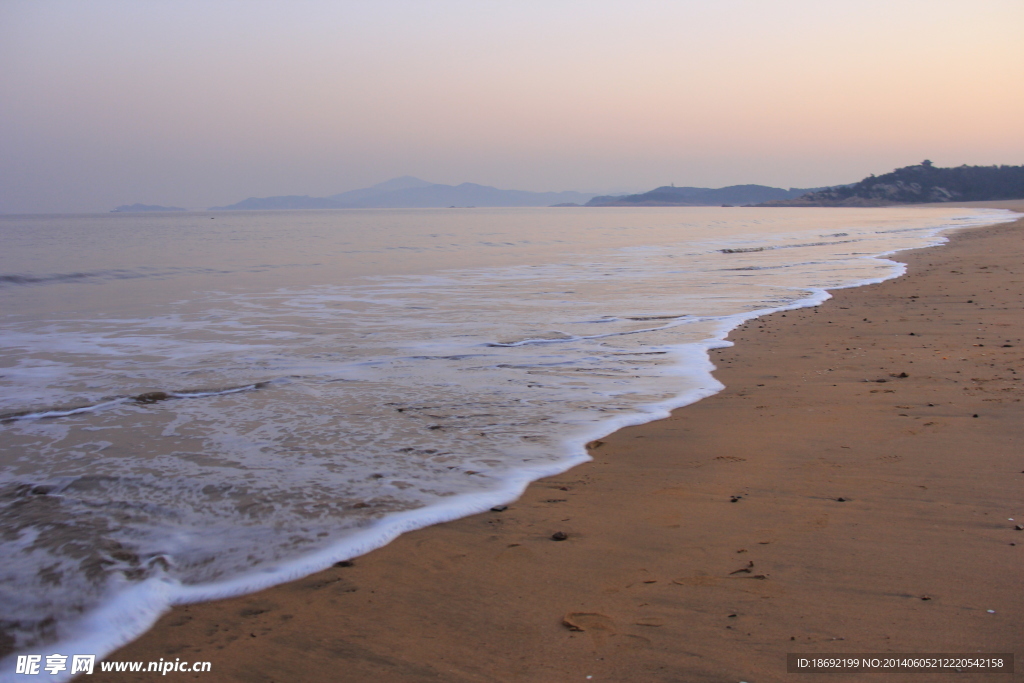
90, 204, 1024, 682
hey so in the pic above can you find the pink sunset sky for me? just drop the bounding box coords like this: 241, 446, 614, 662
1, 0, 1022, 212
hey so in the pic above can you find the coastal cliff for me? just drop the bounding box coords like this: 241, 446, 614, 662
763, 161, 1024, 206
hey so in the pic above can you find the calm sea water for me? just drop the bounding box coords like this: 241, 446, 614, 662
0, 206, 1014, 669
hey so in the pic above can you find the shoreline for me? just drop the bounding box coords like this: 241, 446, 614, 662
86, 204, 1024, 682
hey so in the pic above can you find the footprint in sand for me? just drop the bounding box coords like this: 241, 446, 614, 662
562, 612, 617, 646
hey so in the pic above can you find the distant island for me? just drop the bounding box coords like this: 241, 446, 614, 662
111, 203, 186, 212
209, 177, 598, 210
585, 184, 826, 207
207, 177, 834, 211
131, 162, 1023, 214
761, 161, 1024, 206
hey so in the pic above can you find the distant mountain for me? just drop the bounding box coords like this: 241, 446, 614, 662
209, 195, 347, 211
332, 181, 597, 208
586, 186, 710, 206
762, 161, 1024, 206
324, 176, 436, 205
111, 203, 185, 212
586, 184, 822, 207
210, 177, 598, 210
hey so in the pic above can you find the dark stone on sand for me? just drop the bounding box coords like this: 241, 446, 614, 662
334, 560, 354, 567
973, 414, 979, 418
134, 391, 171, 404
836, 497, 847, 502
730, 496, 741, 502
551, 531, 568, 541
1015, 525, 1023, 531
490, 505, 508, 512
897, 372, 908, 378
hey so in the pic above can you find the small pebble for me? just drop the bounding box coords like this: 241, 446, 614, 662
490, 505, 508, 512
551, 531, 568, 541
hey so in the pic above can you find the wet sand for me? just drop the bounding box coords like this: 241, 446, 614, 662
91, 202, 1024, 682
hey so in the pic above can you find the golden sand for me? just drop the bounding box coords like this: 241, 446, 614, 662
90, 202, 1024, 683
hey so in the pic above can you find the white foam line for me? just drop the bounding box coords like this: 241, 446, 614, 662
4, 398, 129, 422
0, 457, 591, 682
4, 383, 267, 424
1, 207, 1017, 683
488, 318, 693, 347
167, 383, 263, 399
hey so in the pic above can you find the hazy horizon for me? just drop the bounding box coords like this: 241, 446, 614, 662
2, 0, 1022, 213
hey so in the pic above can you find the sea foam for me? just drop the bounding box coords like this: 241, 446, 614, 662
0, 206, 1017, 681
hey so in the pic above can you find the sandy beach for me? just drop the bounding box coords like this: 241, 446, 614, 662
89, 202, 1024, 683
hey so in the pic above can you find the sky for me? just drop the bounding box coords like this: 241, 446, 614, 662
2, 0, 1023, 213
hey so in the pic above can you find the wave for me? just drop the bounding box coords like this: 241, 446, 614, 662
0, 207, 1018, 681
719, 238, 861, 254
0, 268, 228, 288
0, 383, 267, 422
0, 263, 314, 288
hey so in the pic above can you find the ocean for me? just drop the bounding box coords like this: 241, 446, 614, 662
0, 205, 1015, 672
